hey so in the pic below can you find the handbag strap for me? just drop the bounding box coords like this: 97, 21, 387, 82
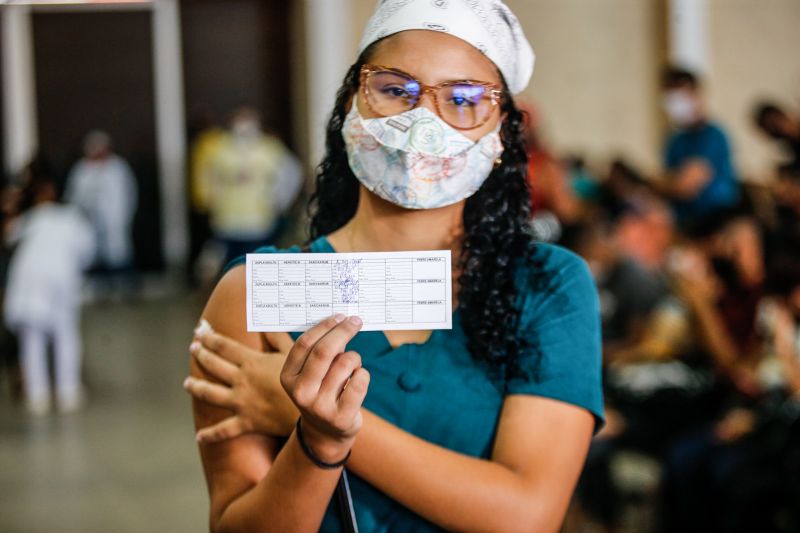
336, 469, 359, 533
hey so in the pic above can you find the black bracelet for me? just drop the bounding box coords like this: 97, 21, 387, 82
295, 417, 351, 469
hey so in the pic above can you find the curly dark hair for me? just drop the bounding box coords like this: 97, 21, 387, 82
307, 44, 535, 381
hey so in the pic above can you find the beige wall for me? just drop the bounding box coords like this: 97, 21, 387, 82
329, 0, 800, 180
708, 0, 800, 182
352, 0, 375, 52
507, 0, 664, 174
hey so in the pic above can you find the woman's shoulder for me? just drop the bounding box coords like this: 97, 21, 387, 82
205, 240, 318, 344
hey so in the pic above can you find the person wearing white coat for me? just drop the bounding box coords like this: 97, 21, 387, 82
4, 179, 95, 414
65, 130, 137, 272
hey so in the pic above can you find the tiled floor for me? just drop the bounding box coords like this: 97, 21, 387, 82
0, 292, 210, 532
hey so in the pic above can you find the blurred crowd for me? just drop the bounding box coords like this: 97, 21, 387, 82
538, 68, 800, 532
0, 106, 302, 416
0, 132, 138, 415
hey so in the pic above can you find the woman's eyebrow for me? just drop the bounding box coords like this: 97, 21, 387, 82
374, 63, 493, 84
394, 69, 495, 85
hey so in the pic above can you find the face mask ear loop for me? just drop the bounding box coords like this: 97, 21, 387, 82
345, 96, 360, 121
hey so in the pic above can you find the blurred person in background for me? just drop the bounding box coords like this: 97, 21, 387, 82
659, 239, 800, 533
0, 182, 23, 400
601, 210, 765, 391
194, 107, 303, 265
571, 197, 681, 531
575, 206, 772, 531
520, 102, 581, 242
613, 195, 674, 273
657, 67, 739, 230
3, 158, 95, 414
769, 163, 800, 251
567, 194, 673, 352
564, 155, 602, 204
753, 101, 800, 168
595, 196, 673, 350
595, 158, 651, 220
64, 130, 137, 299
186, 106, 226, 286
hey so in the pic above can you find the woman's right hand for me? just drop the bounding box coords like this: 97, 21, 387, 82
281, 314, 370, 463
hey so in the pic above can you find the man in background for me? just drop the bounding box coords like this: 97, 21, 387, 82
658, 67, 739, 230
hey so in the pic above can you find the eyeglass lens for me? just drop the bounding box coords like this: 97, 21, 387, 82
365, 69, 494, 129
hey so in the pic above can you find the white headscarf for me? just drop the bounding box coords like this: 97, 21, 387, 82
357, 0, 535, 94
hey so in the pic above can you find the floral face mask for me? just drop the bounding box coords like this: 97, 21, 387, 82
342, 102, 504, 209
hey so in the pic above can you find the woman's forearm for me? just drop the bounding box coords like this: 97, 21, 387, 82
349, 411, 568, 533
212, 432, 342, 533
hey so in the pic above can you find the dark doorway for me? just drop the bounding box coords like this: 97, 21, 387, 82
180, 0, 294, 281
180, 0, 293, 146
31, 10, 162, 271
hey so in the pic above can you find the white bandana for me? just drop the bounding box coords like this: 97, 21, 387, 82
358, 0, 535, 94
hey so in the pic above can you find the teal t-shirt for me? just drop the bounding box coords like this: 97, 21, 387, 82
228, 235, 603, 532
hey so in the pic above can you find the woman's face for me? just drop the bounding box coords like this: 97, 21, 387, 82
358, 30, 504, 142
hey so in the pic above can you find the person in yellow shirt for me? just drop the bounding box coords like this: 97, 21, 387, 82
197, 108, 303, 264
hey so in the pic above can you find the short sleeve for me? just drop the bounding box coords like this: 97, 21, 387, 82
506, 244, 604, 429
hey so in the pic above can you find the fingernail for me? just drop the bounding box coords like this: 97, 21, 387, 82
189, 341, 200, 354
183, 377, 194, 388
195, 433, 204, 443
194, 318, 213, 337
348, 315, 363, 327
333, 313, 346, 323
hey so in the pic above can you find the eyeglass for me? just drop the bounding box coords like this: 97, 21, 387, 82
360, 64, 503, 131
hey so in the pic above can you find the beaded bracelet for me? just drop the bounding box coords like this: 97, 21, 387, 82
295, 417, 351, 469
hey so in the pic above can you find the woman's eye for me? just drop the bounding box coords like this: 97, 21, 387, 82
381, 86, 411, 98
449, 95, 476, 107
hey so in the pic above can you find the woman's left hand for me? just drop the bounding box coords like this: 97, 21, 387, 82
184, 321, 299, 443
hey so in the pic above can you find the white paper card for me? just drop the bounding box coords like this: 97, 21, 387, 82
246, 250, 452, 332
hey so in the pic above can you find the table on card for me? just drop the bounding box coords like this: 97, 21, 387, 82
245, 250, 452, 332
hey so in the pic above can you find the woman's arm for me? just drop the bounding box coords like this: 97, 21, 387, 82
351, 396, 593, 533
192, 266, 364, 532
189, 331, 593, 533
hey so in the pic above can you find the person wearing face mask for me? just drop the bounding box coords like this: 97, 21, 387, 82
184, 2, 603, 532
659, 67, 740, 230
199, 107, 303, 264
64, 130, 137, 296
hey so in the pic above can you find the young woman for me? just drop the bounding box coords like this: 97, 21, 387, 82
186, 2, 603, 531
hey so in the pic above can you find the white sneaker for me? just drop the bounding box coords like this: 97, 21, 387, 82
57, 388, 86, 413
